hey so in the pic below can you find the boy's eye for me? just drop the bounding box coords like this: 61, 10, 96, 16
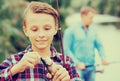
44, 27, 50, 30
31, 28, 38, 31
44, 25, 51, 30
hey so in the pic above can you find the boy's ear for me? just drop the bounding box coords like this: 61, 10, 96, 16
54, 26, 58, 35
23, 26, 28, 37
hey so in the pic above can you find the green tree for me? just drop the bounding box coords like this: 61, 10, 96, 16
0, 0, 28, 63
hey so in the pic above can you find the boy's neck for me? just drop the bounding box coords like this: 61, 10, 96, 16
32, 46, 52, 58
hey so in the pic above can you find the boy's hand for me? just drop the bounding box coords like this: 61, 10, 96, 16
11, 52, 41, 75
47, 63, 70, 81
18, 52, 41, 71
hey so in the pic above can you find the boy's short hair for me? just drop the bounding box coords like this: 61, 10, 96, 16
23, 1, 59, 27
80, 6, 96, 15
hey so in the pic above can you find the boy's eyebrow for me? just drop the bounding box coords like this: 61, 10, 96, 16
30, 25, 38, 28
29, 24, 52, 28
44, 24, 52, 27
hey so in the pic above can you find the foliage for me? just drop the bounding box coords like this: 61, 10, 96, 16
0, 0, 29, 63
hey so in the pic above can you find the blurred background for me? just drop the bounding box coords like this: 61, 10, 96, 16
0, 0, 120, 81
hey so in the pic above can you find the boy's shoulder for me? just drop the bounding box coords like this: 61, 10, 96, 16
56, 52, 74, 64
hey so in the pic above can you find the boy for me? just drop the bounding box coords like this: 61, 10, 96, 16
0, 1, 80, 81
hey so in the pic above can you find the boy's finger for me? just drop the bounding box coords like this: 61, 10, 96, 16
46, 73, 52, 79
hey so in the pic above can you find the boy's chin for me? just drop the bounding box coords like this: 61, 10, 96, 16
36, 45, 47, 50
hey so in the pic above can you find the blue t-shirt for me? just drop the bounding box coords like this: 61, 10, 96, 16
63, 24, 105, 65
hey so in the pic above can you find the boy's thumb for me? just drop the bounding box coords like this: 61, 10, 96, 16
46, 73, 52, 79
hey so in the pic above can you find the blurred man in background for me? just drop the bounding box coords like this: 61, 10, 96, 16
63, 6, 109, 81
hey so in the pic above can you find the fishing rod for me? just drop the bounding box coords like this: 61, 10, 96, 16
40, 0, 66, 74
95, 61, 120, 73
55, 0, 66, 66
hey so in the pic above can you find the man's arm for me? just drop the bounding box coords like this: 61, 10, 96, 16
94, 30, 109, 65
63, 28, 79, 64
94, 32, 105, 59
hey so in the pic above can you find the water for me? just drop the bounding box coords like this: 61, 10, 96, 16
94, 24, 120, 81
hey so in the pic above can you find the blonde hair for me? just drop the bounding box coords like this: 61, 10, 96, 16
23, 1, 59, 27
80, 6, 96, 15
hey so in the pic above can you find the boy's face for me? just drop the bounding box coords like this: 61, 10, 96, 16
23, 13, 58, 50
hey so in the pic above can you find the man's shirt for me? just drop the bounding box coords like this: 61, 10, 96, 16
63, 24, 105, 66
0, 45, 80, 81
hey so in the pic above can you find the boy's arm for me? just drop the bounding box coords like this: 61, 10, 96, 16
0, 56, 13, 81
65, 56, 82, 81
42, 56, 81, 81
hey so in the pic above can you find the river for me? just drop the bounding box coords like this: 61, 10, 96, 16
94, 24, 120, 81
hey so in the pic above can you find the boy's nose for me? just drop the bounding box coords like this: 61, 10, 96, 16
38, 31, 45, 37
